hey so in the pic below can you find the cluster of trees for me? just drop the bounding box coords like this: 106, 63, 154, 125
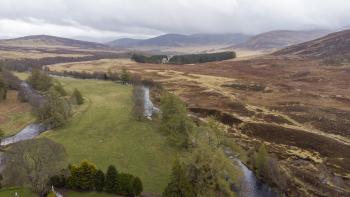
48, 67, 132, 84
2, 138, 68, 197
159, 93, 194, 148
168, 51, 236, 64
27, 70, 84, 128
50, 161, 143, 196
131, 51, 236, 65
27, 70, 72, 128
131, 54, 168, 64
162, 118, 238, 197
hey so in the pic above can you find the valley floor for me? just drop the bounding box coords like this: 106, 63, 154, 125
15, 73, 177, 194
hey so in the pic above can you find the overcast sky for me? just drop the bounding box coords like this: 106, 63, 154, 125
0, 0, 349, 42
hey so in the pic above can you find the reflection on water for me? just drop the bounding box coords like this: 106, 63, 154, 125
224, 148, 279, 197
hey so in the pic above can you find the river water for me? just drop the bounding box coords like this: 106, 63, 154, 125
224, 148, 280, 197
0, 123, 46, 146
142, 86, 159, 119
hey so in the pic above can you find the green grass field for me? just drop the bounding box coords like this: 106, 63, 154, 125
0, 187, 37, 197
30, 76, 176, 194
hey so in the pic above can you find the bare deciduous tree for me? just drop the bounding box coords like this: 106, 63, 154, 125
3, 138, 68, 197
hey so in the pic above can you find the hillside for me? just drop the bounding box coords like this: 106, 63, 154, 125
107, 33, 251, 49
274, 29, 350, 61
231, 30, 329, 50
0, 35, 109, 49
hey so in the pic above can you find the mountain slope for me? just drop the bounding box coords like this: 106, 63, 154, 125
0, 35, 109, 49
107, 33, 251, 48
231, 30, 330, 50
274, 29, 350, 61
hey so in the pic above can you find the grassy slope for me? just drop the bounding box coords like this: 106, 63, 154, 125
36, 76, 176, 194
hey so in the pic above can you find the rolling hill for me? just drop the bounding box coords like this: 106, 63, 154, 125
107, 33, 251, 49
230, 30, 330, 50
274, 29, 350, 61
0, 35, 109, 49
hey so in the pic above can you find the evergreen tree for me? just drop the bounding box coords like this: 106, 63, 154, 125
120, 67, 131, 83
95, 169, 105, 192
67, 161, 97, 190
160, 93, 193, 148
163, 160, 195, 197
116, 173, 134, 195
132, 177, 143, 196
71, 88, 84, 105
105, 165, 118, 193
255, 143, 268, 178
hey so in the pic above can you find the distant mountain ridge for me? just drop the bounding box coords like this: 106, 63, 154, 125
107, 33, 251, 48
231, 30, 330, 50
274, 29, 350, 61
0, 35, 109, 49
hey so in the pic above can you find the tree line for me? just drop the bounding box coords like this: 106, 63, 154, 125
49, 161, 143, 197
1, 137, 143, 197
0, 52, 129, 72
131, 51, 236, 64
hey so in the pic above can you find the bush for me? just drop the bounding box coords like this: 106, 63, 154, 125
71, 88, 84, 105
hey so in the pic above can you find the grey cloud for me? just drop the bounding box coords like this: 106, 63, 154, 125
0, 0, 350, 41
